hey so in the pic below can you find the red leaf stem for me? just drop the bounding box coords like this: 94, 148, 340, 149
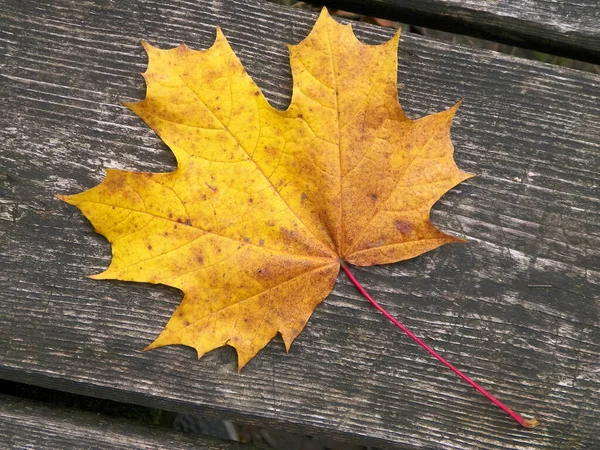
340, 261, 538, 428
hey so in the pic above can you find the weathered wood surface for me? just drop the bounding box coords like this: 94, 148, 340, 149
0, 394, 254, 449
0, 0, 599, 448
311, 0, 600, 63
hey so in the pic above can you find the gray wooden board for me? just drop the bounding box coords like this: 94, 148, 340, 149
309, 0, 600, 64
0, 394, 255, 449
0, 0, 599, 448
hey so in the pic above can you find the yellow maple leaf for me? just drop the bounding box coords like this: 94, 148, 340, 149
59, 9, 472, 369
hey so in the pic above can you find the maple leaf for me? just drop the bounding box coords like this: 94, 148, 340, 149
59, 9, 471, 370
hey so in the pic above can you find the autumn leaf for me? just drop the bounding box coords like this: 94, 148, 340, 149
59, 9, 471, 369
59, 9, 540, 428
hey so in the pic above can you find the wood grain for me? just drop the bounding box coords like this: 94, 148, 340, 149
309, 0, 600, 63
0, 394, 255, 449
0, 0, 599, 448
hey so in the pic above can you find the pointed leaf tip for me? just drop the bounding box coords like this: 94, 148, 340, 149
141, 40, 154, 53
87, 274, 102, 280
142, 342, 156, 352
319, 6, 331, 17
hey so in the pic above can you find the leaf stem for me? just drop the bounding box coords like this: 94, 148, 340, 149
340, 261, 538, 428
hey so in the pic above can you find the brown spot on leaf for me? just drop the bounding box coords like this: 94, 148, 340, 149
264, 146, 278, 156
255, 266, 271, 280
367, 239, 384, 248
147, 244, 152, 251
370, 193, 378, 202
107, 175, 125, 189
394, 220, 413, 235
280, 228, 298, 244
300, 192, 307, 204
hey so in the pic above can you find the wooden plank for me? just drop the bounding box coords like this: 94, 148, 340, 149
0, 0, 598, 448
309, 0, 600, 63
0, 394, 254, 449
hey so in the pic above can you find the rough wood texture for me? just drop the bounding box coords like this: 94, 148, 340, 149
0, 394, 254, 449
310, 0, 600, 63
0, 0, 598, 448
